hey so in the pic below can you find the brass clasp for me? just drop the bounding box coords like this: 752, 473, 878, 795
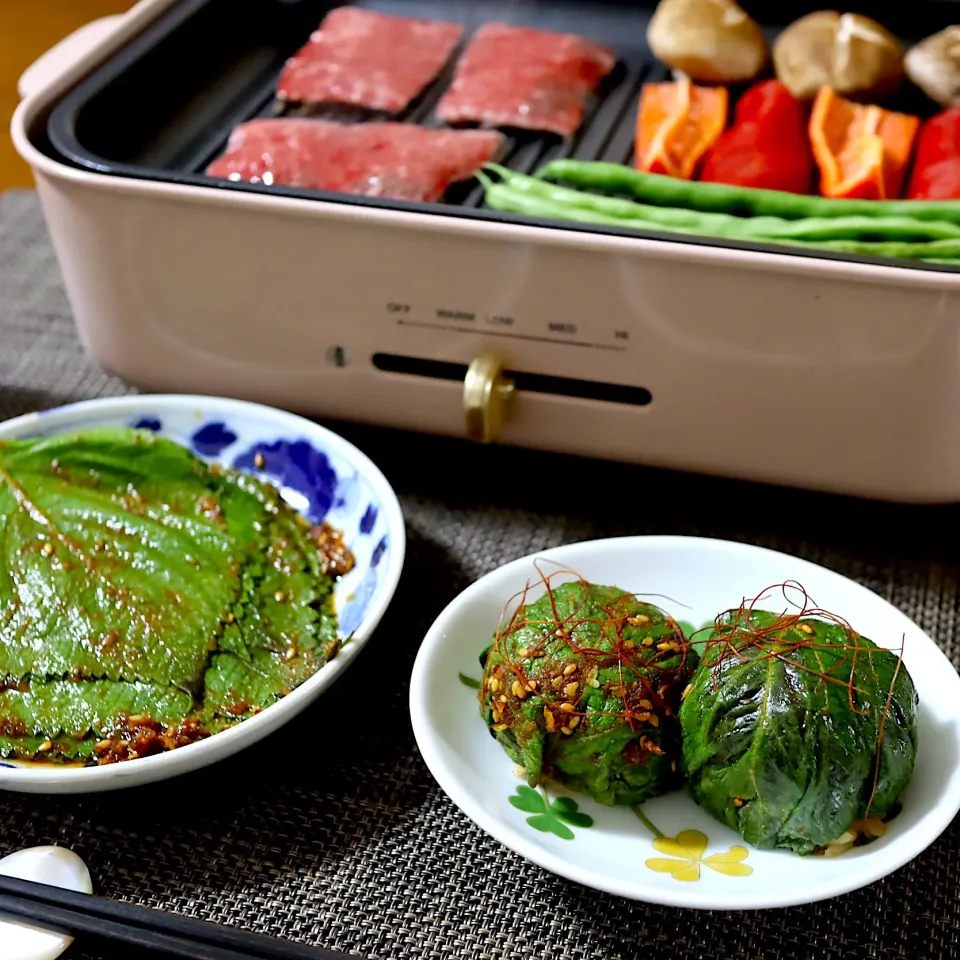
463, 353, 515, 443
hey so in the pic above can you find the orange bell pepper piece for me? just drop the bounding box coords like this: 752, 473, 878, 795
636, 77, 728, 180
809, 88, 920, 201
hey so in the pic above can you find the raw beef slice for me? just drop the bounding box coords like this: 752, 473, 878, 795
436, 23, 616, 137
206, 119, 504, 203
277, 7, 463, 114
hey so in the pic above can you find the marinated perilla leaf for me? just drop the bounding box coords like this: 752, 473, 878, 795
0, 428, 349, 765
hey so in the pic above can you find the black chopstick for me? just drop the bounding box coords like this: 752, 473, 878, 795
0, 875, 357, 960
0, 893, 264, 959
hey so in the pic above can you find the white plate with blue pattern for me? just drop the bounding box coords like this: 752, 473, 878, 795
0, 394, 405, 793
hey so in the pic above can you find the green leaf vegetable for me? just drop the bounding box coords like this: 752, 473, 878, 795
480, 577, 698, 806
0, 428, 347, 765
680, 602, 918, 855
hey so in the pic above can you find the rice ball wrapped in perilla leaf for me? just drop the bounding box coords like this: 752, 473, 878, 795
479, 578, 698, 806
680, 600, 919, 856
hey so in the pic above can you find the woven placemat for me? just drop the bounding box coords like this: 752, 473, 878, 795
1, 187, 959, 960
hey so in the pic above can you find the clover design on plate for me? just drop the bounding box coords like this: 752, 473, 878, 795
645, 829, 753, 882
508, 785, 594, 840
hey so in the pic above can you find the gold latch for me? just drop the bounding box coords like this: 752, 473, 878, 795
463, 353, 515, 443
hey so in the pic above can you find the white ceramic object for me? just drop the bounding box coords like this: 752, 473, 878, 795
0, 395, 405, 793
409, 536, 960, 910
0, 847, 93, 960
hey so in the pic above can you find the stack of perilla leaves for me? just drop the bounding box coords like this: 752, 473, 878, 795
0, 428, 341, 765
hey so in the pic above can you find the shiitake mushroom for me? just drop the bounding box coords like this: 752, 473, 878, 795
773, 11, 904, 102
647, 0, 768, 84
905, 27, 960, 108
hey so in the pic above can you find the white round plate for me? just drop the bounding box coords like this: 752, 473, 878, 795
0, 394, 405, 793
409, 536, 960, 910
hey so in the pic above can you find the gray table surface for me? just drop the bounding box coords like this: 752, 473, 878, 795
0, 187, 958, 960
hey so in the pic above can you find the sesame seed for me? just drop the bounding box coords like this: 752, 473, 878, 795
493, 723, 509, 732
518, 647, 530, 658
488, 677, 500, 693
624, 639, 636, 649
588, 678, 600, 688
37, 740, 53, 753
563, 663, 577, 676
799, 623, 814, 634
499, 695, 508, 704
568, 716, 580, 729
40, 542, 54, 557
274, 590, 287, 603
527, 680, 538, 691
629, 615, 651, 626
682, 683, 693, 699
642, 637, 654, 646
511, 680, 527, 699
560, 702, 575, 713
648, 715, 660, 728
254, 452, 265, 469
564, 682, 579, 697
560, 726, 573, 736
545, 710, 557, 733
225, 612, 236, 624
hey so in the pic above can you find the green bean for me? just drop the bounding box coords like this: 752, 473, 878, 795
537, 159, 960, 225
478, 173, 960, 263
800, 238, 960, 259
486, 166, 960, 243
480, 174, 709, 238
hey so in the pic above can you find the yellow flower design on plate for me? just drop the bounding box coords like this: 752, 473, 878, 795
645, 830, 753, 882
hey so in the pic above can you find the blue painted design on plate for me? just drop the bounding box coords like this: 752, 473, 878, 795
132, 417, 162, 432
191, 422, 238, 457
371, 536, 387, 568
339, 567, 380, 638
233, 439, 338, 523
360, 504, 378, 534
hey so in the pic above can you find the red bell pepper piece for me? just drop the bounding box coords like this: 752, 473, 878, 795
906, 106, 960, 200
699, 80, 813, 194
